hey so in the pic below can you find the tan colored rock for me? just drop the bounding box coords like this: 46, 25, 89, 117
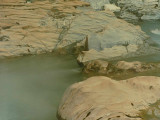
116, 61, 142, 72
58, 76, 160, 120
0, 0, 89, 58
83, 60, 109, 74
77, 44, 138, 63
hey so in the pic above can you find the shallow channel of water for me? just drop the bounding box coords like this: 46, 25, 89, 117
0, 54, 84, 120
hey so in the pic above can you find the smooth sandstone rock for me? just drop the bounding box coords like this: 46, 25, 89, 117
58, 76, 160, 120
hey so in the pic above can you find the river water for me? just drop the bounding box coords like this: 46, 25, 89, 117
123, 20, 160, 63
140, 20, 160, 46
0, 54, 84, 120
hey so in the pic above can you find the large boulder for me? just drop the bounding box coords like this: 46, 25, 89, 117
58, 76, 160, 120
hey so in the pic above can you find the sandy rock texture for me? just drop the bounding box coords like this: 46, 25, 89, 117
0, 0, 89, 58
58, 76, 160, 120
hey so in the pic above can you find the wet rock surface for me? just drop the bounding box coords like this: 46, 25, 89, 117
58, 76, 160, 120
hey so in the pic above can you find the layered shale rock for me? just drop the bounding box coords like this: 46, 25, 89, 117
58, 76, 160, 120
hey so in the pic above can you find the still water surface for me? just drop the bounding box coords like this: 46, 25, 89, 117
140, 20, 160, 46
0, 54, 84, 120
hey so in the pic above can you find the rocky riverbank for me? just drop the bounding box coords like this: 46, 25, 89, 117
1, 0, 160, 60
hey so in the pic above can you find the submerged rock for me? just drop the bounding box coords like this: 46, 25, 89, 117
58, 76, 160, 120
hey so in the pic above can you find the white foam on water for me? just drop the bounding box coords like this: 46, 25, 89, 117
151, 29, 160, 35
